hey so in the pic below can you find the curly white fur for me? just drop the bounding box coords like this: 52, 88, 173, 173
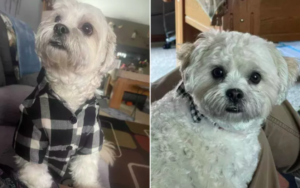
16, 0, 116, 188
70, 153, 101, 188
15, 156, 53, 188
100, 140, 116, 166
151, 30, 299, 188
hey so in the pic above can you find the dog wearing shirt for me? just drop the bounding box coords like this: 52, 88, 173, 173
13, 1, 116, 188
151, 30, 299, 188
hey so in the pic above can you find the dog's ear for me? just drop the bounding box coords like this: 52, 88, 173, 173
267, 43, 299, 104
284, 57, 299, 87
178, 30, 220, 72
177, 43, 195, 73
101, 24, 116, 72
178, 30, 219, 84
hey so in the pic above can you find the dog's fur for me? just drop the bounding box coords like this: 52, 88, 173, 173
151, 30, 299, 188
15, 0, 116, 188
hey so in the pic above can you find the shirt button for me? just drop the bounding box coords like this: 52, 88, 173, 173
66, 146, 73, 151
69, 116, 77, 124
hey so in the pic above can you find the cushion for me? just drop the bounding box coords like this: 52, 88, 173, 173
0, 85, 34, 125
19, 72, 38, 87
0, 14, 13, 75
0, 126, 17, 169
0, 58, 5, 86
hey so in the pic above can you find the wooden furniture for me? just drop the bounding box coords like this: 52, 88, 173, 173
109, 70, 149, 109
43, 0, 54, 11
176, 0, 300, 48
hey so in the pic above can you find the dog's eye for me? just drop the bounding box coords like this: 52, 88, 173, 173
82, 23, 93, 36
249, 72, 261, 84
55, 15, 61, 22
212, 67, 225, 79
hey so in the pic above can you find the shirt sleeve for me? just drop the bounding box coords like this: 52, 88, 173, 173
77, 117, 104, 155
13, 105, 49, 164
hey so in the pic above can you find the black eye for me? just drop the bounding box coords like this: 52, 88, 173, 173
55, 15, 61, 22
212, 67, 225, 79
249, 72, 261, 84
82, 23, 93, 36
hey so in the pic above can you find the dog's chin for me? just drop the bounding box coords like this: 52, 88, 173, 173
202, 104, 259, 123
45, 39, 69, 56
217, 111, 246, 123
42, 42, 69, 66
42, 42, 92, 73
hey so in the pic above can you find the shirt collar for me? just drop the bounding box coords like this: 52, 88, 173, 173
35, 67, 98, 114
36, 67, 49, 92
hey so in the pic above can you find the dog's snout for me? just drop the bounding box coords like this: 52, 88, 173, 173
226, 89, 244, 102
54, 24, 69, 35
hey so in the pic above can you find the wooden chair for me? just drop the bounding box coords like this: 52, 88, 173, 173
176, 0, 300, 48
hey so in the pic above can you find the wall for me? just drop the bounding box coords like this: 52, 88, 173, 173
107, 17, 149, 50
78, 0, 149, 25
0, 0, 42, 32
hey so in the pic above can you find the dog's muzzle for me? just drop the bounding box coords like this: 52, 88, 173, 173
49, 24, 69, 50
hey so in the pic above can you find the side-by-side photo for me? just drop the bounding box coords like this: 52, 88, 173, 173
3, 0, 300, 188
0, 0, 149, 188
151, 1, 300, 188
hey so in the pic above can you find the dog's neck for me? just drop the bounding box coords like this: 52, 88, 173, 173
211, 118, 263, 134
45, 68, 102, 112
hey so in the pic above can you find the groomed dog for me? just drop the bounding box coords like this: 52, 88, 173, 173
151, 30, 299, 188
13, 0, 116, 188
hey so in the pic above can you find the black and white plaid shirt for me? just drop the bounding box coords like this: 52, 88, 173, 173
13, 68, 104, 179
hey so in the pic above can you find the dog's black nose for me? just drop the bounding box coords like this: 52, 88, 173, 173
226, 89, 244, 103
54, 24, 69, 35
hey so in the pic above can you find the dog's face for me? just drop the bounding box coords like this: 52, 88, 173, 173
179, 31, 298, 125
36, 0, 116, 74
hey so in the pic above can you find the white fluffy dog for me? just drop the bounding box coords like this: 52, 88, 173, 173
151, 30, 299, 188
14, 0, 116, 188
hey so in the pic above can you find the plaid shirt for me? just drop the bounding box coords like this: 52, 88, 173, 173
13, 68, 104, 179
